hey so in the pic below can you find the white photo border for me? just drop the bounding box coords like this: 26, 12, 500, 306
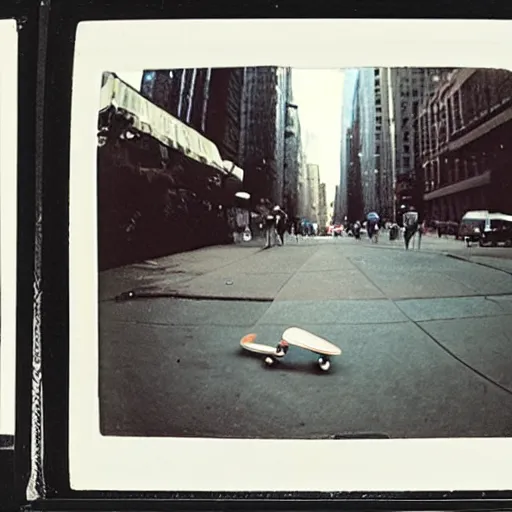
0, 19, 18, 439
70, 18, 512, 492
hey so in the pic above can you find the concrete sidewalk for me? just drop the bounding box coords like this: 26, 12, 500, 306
445, 252, 512, 275
99, 243, 266, 301
100, 234, 512, 303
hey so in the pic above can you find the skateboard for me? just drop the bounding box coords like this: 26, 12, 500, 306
240, 327, 342, 371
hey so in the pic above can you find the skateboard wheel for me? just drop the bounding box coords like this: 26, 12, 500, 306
264, 356, 275, 366
275, 343, 287, 357
318, 358, 331, 371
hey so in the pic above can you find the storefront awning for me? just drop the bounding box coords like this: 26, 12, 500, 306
222, 160, 244, 183
99, 72, 243, 183
423, 171, 491, 202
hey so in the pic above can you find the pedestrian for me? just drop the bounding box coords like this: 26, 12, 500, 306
353, 220, 362, 240
367, 218, 378, 242
256, 198, 275, 249
273, 205, 288, 246
403, 206, 419, 250
373, 222, 380, 243
291, 216, 300, 242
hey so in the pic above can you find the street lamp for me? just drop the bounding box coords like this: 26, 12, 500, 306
235, 191, 251, 200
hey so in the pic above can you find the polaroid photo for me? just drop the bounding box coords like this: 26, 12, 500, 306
0, 19, 18, 448
69, 18, 512, 492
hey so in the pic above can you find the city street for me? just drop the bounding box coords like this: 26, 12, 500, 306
99, 233, 512, 439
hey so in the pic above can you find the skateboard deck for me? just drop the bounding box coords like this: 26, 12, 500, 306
240, 334, 280, 356
240, 328, 341, 371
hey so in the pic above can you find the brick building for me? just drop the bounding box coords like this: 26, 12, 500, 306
419, 68, 512, 223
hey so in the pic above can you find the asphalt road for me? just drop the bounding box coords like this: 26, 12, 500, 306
99, 233, 512, 439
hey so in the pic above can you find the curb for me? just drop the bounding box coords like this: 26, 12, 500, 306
444, 252, 512, 276
115, 290, 273, 303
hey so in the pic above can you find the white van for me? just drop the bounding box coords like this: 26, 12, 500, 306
458, 210, 512, 246
458, 210, 489, 242
479, 212, 512, 247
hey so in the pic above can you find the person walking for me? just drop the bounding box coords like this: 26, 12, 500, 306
273, 205, 288, 246
255, 198, 275, 249
403, 206, 419, 250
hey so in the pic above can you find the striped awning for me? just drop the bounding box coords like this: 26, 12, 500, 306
99, 72, 242, 184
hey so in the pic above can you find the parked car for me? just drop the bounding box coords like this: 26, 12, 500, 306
328, 224, 344, 237
457, 211, 488, 242
435, 220, 459, 238
479, 214, 512, 247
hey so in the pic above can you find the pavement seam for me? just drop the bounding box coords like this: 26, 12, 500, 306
444, 252, 512, 276
397, 307, 512, 398
346, 255, 393, 303
411, 311, 512, 323
251, 246, 335, 328
437, 269, 482, 296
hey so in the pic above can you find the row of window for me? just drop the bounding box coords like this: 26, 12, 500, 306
419, 69, 512, 152
423, 147, 506, 191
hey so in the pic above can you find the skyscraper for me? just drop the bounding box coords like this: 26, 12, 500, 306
239, 66, 290, 206
338, 69, 359, 223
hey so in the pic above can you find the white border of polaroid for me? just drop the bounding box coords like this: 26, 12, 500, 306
0, 19, 18, 440
70, 19, 512, 492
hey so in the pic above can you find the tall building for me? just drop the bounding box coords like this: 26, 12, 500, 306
204, 68, 245, 165
318, 182, 328, 230
283, 102, 301, 219
343, 67, 448, 222
390, 68, 444, 178
140, 67, 245, 167
306, 163, 321, 222
356, 68, 381, 214
346, 73, 365, 223
389, 68, 446, 219
419, 68, 512, 222
297, 148, 309, 219
239, 66, 290, 206
140, 66, 296, 208
337, 69, 360, 223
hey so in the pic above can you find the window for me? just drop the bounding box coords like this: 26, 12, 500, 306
403, 156, 410, 168
404, 144, 410, 153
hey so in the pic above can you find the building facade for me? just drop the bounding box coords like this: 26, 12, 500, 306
141, 66, 299, 211
283, 102, 301, 219
318, 182, 328, 231
239, 66, 291, 207
346, 72, 365, 223
419, 68, 512, 222
305, 163, 321, 223
296, 148, 309, 219
337, 69, 360, 223
356, 68, 380, 214
342, 67, 449, 222
390, 67, 446, 220
140, 67, 245, 166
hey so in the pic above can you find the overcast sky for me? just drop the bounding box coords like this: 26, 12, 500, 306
115, 69, 345, 207
291, 68, 344, 207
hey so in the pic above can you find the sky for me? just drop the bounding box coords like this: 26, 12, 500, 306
291, 68, 344, 208
115, 69, 345, 208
